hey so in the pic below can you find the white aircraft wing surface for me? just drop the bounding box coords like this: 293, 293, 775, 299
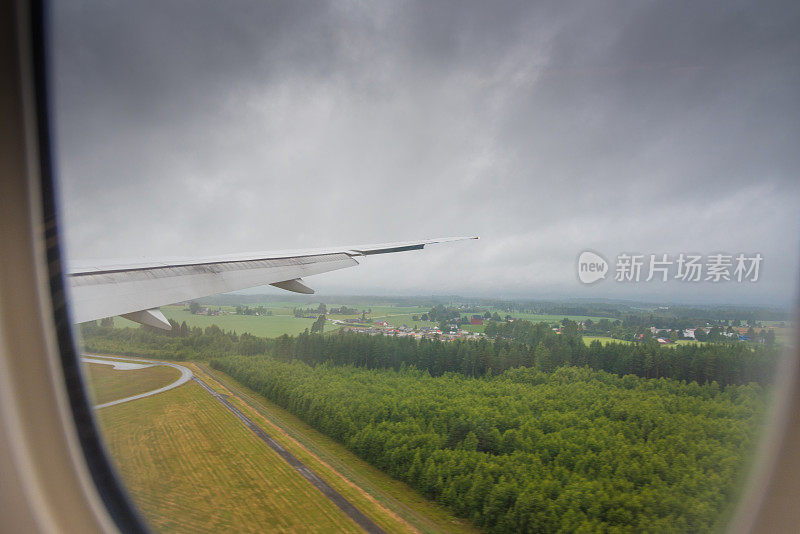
67, 236, 478, 329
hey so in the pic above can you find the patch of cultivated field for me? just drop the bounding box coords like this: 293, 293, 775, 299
83, 362, 180, 405
582, 336, 632, 346
162, 306, 342, 337
379, 315, 436, 328
196, 363, 479, 534
96, 381, 366, 533
110, 305, 338, 337
507, 311, 608, 323
357, 305, 431, 317
582, 336, 706, 347
108, 303, 617, 340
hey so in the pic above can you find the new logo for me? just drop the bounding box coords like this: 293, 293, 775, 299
577, 251, 608, 284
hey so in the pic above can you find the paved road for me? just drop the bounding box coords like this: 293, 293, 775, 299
192, 376, 386, 534
81, 354, 193, 409
82, 357, 155, 370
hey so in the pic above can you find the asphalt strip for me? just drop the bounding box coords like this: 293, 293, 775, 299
192, 376, 386, 534
82, 354, 193, 409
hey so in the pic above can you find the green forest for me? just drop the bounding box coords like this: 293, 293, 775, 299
81, 319, 778, 387
210, 356, 766, 532
78, 321, 777, 532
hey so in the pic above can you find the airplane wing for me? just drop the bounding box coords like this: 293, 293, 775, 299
66, 236, 478, 329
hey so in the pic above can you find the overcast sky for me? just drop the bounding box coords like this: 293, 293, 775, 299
50, 1, 800, 307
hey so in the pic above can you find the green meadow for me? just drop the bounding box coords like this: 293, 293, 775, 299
105, 301, 619, 339
111, 305, 341, 337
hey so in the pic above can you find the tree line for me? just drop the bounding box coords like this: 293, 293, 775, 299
79, 318, 778, 387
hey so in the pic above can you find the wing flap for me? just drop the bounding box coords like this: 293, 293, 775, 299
120, 308, 172, 330
270, 278, 315, 294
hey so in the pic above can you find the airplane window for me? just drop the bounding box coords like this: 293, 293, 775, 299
43, 1, 799, 533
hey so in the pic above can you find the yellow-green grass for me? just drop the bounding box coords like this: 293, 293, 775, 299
357, 305, 431, 317
769, 326, 794, 345
96, 381, 368, 533
107, 304, 610, 339
110, 306, 342, 337
582, 336, 632, 346
459, 322, 485, 333
505, 312, 608, 323
582, 336, 706, 347
187, 365, 418, 534
83, 362, 180, 405
196, 363, 479, 534
380, 314, 437, 329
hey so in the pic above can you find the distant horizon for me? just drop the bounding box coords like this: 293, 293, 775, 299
222, 289, 797, 315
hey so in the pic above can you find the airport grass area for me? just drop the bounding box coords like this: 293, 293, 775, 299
195, 363, 479, 534
87, 358, 473, 533
83, 362, 179, 405
95, 381, 367, 533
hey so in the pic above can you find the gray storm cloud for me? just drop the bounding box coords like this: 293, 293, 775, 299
50, 0, 800, 306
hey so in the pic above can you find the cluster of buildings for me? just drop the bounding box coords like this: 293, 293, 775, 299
339, 323, 483, 342
186, 306, 232, 317
683, 327, 750, 341
634, 326, 751, 344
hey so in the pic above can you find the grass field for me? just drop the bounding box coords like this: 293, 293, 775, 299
88, 358, 468, 533
769, 326, 794, 345
109, 304, 325, 337
137, 306, 342, 337
582, 336, 707, 347
582, 336, 632, 346
194, 363, 479, 534
83, 363, 180, 405
106, 301, 614, 338
96, 379, 372, 533
508, 311, 608, 323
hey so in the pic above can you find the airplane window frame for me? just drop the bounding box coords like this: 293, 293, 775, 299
27, 1, 149, 532
4, 0, 797, 532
